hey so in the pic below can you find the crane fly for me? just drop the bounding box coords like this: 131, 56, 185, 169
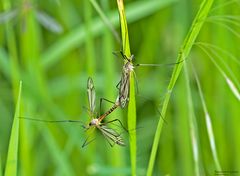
83, 77, 125, 147
115, 51, 183, 108
19, 77, 126, 147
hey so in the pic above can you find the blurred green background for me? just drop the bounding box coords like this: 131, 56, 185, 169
0, 0, 240, 175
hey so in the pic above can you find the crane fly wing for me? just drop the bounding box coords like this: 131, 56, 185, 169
98, 125, 125, 146
118, 71, 130, 108
87, 77, 96, 117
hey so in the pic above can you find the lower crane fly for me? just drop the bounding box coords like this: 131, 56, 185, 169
19, 77, 126, 147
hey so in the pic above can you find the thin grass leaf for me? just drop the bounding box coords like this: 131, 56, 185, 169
40, 125, 75, 176
207, 20, 240, 38
35, 10, 63, 34
4, 81, 22, 176
147, 0, 214, 175
207, 15, 240, 27
0, 154, 2, 176
0, 9, 18, 24
196, 44, 240, 101
117, 0, 136, 175
184, 65, 201, 176
193, 65, 222, 170
196, 43, 240, 89
226, 78, 240, 101
210, 0, 239, 12
0, 48, 11, 79
84, 0, 96, 76
195, 42, 240, 66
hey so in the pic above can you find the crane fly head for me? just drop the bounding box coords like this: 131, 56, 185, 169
88, 118, 99, 127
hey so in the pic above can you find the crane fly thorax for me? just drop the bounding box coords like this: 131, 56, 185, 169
89, 118, 99, 126
123, 62, 134, 73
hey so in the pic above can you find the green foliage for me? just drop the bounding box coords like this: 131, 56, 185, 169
117, 1, 136, 175
147, 0, 214, 175
0, 0, 239, 175
4, 81, 21, 176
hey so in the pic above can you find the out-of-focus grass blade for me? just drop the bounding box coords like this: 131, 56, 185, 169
184, 65, 201, 176
146, 0, 214, 175
226, 78, 240, 101
41, 0, 177, 70
4, 81, 22, 176
0, 154, 2, 176
36, 10, 63, 34
0, 48, 11, 79
117, 0, 136, 175
89, 0, 120, 43
40, 125, 75, 176
196, 44, 240, 101
0, 9, 18, 24
193, 65, 222, 170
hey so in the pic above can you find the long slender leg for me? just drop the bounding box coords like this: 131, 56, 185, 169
81, 127, 96, 148
99, 98, 116, 115
102, 119, 128, 133
81, 135, 96, 148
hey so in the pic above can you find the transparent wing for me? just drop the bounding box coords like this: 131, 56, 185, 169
98, 125, 125, 146
87, 77, 96, 117
118, 71, 130, 108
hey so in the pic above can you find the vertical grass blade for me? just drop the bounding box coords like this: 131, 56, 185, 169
147, 0, 214, 175
117, 0, 136, 175
4, 81, 22, 176
84, 0, 96, 76
193, 67, 222, 170
0, 154, 2, 176
184, 65, 201, 176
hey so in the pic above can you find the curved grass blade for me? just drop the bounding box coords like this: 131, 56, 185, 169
4, 81, 22, 176
147, 0, 214, 175
196, 44, 240, 101
184, 65, 201, 176
117, 0, 136, 175
193, 66, 222, 171
35, 10, 63, 34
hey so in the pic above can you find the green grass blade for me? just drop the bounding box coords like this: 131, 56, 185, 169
4, 81, 22, 176
117, 0, 136, 175
184, 65, 201, 176
0, 48, 11, 79
193, 66, 222, 171
127, 73, 136, 176
147, 0, 214, 175
0, 154, 2, 176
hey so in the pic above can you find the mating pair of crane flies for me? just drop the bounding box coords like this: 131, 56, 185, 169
20, 52, 182, 147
